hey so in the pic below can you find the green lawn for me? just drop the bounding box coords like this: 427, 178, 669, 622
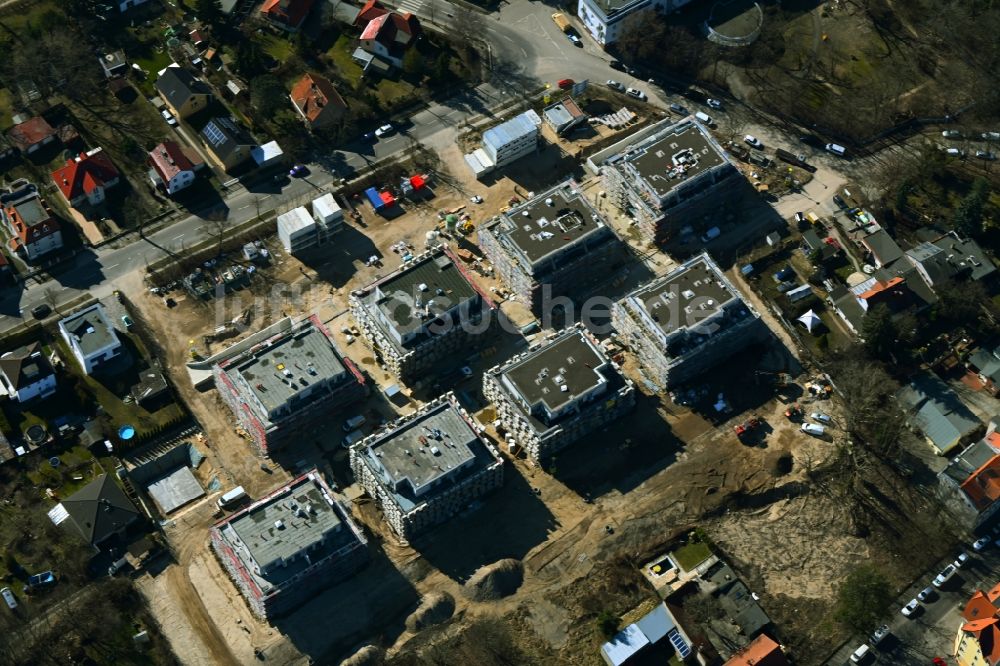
329, 34, 363, 87
132, 47, 173, 97
258, 33, 295, 62
672, 541, 712, 572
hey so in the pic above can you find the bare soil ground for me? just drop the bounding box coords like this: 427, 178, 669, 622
126, 147, 953, 666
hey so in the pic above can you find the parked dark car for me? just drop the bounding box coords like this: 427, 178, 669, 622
799, 134, 824, 148
609, 60, 625, 71
833, 194, 847, 209
30, 304, 51, 319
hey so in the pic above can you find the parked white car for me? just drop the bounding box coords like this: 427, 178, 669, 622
801, 423, 825, 436
810, 412, 832, 424
160, 109, 177, 126
744, 135, 763, 149
901, 598, 920, 617
933, 563, 957, 587
606, 80, 625, 92
626, 88, 647, 101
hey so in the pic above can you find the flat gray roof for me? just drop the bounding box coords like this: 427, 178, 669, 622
617, 120, 726, 201
366, 401, 478, 497
501, 329, 607, 414
225, 322, 346, 416
495, 182, 609, 266
226, 476, 343, 574
372, 252, 478, 341
60, 304, 118, 357
146, 466, 205, 514
632, 255, 736, 336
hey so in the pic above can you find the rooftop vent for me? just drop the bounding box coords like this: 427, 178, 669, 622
274, 519, 285, 530
545, 197, 554, 206
431, 446, 441, 456
417, 283, 428, 292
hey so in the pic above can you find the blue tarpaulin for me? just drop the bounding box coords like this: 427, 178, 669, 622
364, 187, 384, 210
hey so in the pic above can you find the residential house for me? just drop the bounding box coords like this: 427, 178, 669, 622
577, 0, 694, 48
353, 0, 388, 27
200, 117, 255, 171
6, 115, 57, 154
58, 303, 123, 375
51, 474, 141, 550
600, 602, 694, 666
358, 9, 422, 68
802, 228, 838, 262
860, 229, 904, 268
724, 635, 789, 666
969, 346, 1000, 396
156, 67, 214, 119
289, 73, 347, 130
939, 431, 1000, 529
830, 259, 937, 336
98, 51, 128, 78
897, 372, 981, 455
0, 343, 56, 403
51, 148, 121, 207
148, 141, 204, 196
906, 232, 996, 288
261, 0, 316, 31
955, 583, 1000, 666
2, 189, 62, 262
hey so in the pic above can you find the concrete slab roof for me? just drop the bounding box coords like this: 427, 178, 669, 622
225, 475, 343, 573
500, 328, 607, 414
630, 253, 740, 336
492, 181, 610, 267
145, 465, 205, 514
372, 252, 477, 340
364, 399, 479, 500
614, 119, 727, 202
60, 304, 118, 358
223, 320, 346, 417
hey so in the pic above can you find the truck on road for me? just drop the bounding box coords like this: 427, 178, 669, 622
552, 12, 571, 33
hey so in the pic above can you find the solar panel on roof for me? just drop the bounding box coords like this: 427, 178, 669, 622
203, 122, 226, 146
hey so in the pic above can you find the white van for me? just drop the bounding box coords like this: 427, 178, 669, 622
850, 644, 871, 663
1, 587, 16, 610
342, 429, 365, 449
217, 486, 248, 510
825, 143, 846, 157
343, 415, 366, 432
802, 422, 825, 436
694, 111, 713, 125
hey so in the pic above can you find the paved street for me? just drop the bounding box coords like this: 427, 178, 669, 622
824, 542, 1000, 665
0, 0, 869, 336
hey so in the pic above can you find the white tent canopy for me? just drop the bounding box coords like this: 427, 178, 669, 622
798, 309, 822, 333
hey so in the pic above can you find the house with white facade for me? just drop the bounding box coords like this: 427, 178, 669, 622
0, 343, 56, 403
58, 304, 123, 375
577, 0, 693, 48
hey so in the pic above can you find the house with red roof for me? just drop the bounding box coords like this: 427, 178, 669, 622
940, 430, 1000, 529
261, 0, 316, 32
51, 148, 121, 208
148, 141, 205, 196
6, 116, 58, 155
358, 9, 422, 68
289, 73, 347, 130
723, 634, 789, 666
354, 0, 388, 27
1, 189, 62, 262
956, 583, 1000, 666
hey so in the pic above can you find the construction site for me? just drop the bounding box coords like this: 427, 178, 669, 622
113, 112, 958, 666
